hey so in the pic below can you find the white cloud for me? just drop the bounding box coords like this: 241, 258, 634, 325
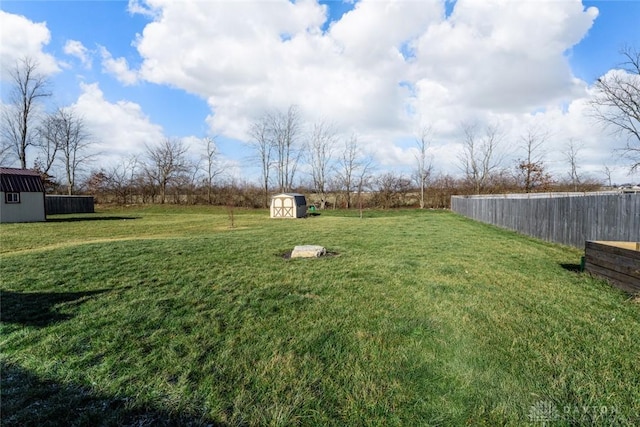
127, 0, 600, 144
0, 10, 59, 80
7, 1, 628, 184
72, 87, 241, 180
64, 40, 92, 69
73, 82, 164, 162
131, 0, 444, 142
121, 0, 636, 184
99, 46, 139, 85
539, 91, 637, 184
328, 0, 441, 65
127, 0, 159, 18
411, 0, 598, 112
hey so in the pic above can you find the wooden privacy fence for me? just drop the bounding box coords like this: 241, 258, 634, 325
451, 191, 640, 248
45, 195, 95, 215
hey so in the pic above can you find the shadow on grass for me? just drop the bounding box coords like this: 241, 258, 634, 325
0, 290, 107, 327
560, 263, 582, 273
46, 216, 141, 223
0, 362, 226, 427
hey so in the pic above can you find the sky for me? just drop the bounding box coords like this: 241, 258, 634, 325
1, 0, 639, 186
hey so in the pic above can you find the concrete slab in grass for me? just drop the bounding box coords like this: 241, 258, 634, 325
291, 245, 326, 258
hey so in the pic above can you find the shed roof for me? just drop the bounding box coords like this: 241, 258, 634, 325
0, 167, 45, 193
272, 193, 305, 197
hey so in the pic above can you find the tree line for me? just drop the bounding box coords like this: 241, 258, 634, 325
1, 47, 638, 208
0, 57, 93, 195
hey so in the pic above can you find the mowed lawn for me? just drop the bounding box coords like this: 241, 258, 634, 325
1, 207, 638, 426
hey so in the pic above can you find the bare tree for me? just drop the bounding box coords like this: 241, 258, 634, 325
106, 156, 139, 204
326, 174, 343, 209
335, 134, 359, 209
0, 139, 12, 165
413, 126, 433, 209
564, 139, 582, 191
375, 172, 412, 209
34, 112, 62, 175
355, 154, 374, 218
335, 134, 374, 209
602, 164, 613, 187
84, 169, 110, 200
53, 107, 94, 195
144, 138, 189, 204
1, 57, 52, 168
515, 125, 550, 193
249, 105, 304, 200
202, 136, 224, 204
515, 161, 553, 193
308, 121, 337, 209
589, 46, 640, 171
173, 157, 200, 204
272, 105, 302, 192
248, 115, 274, 208
458, 121, 505, 194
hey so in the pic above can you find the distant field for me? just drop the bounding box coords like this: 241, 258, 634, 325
1, 207, 638, 426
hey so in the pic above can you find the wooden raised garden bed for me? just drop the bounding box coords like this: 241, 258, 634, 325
584, 241, 640, 294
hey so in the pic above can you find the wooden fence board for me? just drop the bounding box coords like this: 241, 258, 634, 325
45, 195, 95, 215
451, 192, 640, 248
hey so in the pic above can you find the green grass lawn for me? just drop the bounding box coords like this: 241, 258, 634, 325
1, 207, 638, 426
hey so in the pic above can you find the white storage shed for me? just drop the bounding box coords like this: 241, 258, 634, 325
0, 167, 46, 223
270, 193, 307, 218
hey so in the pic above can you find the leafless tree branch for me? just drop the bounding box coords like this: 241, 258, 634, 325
1, 57, 52, 168
589, 46, 640, 172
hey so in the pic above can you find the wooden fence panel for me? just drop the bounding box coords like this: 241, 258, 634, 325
45, 195, 95, 215
451, 192, 640, 248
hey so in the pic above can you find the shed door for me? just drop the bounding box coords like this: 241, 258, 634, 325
282, 197, 294, 217
273, 197, 294, 217
273, 197, 284, 217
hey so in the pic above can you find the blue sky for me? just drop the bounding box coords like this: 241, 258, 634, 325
2, 0, 206, 133
1, 0, 639, 184
572, 1, 640, 80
